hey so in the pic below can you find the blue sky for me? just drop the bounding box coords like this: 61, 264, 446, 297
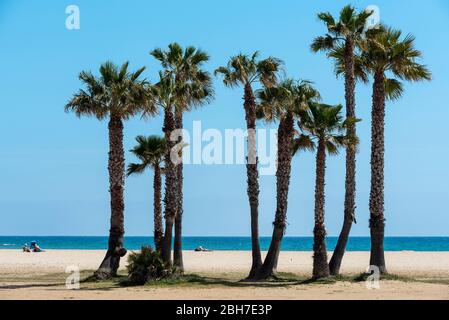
1, 0, 448, 236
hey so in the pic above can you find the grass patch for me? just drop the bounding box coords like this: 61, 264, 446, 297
118, 272, 308, 289
3, 269, 449, 291
81, 271, 449, 291
79, 271, 130, 289
352, 272, 412, 282
300, 277, 336, 285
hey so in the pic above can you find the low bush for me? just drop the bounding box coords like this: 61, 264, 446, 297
127, 246, 175, 284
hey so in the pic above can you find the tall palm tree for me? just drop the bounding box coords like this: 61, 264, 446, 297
254, 79, 319, 279
215, 52, 282, 279
361, 26, 431, 274
127, 135, 167, 252
296, 103, 358, 279
146, 72, 179, 265
65, 61, 155, 279
311, 4, 372, 275
150, 43, 214, 271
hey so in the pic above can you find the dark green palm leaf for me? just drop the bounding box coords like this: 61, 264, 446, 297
127, 135, 167, 176
292, 134, 316, 155
66, 61, 154, 121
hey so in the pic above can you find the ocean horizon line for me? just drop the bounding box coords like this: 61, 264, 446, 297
2, 236, 449, 252
2, 235, 449, 238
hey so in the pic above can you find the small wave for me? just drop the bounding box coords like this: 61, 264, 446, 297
1, 243, 16, 246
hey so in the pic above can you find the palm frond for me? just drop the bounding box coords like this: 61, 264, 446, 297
151, 43, 214, 114
317, 12, 335, 27
311, 35, 336, 52
384, 78, 404, 101
298, 102, 354, 156
342, 116, 362, 129
128, 135, 167, 175
256, 56, 283, 87
216, 52, 282, 89
340, 5, 356, 26
127, 162, 148, 176
67, 61, 151, 121
362, 26, 431, 91
325, 140, 339, 155
118, 61, 129, 81
292, 134, 315, 155
329, 45, 369, 83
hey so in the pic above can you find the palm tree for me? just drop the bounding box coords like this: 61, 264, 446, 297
361, 26, 431, 274
147, 72, 179, 265
215, 52, 282, 279
255, 79, 319, 279
65, 61, 155, 279
150, 43, 214, 271
127, 135, 167, 252
311, 4, 372, 275
296, 103, 358, 279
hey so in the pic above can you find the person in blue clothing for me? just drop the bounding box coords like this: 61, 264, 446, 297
30, 241, 44, 252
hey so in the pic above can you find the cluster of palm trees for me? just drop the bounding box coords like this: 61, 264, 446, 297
66, 44, 213, 279
66, 4, 430, 281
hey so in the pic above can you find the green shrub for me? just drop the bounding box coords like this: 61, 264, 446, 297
126, 246, 174, 284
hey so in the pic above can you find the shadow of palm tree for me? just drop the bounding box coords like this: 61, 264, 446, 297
0, 282, 63, 290
118, 273, 309, 288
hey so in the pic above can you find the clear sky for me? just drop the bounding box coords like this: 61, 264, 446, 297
1, 0, 448, 236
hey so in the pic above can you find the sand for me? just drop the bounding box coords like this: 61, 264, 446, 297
1, 250, 449, 300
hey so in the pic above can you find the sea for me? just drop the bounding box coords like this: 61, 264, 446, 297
1, 236, 449, 251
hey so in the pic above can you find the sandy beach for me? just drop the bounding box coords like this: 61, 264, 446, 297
1, 250, 449, 300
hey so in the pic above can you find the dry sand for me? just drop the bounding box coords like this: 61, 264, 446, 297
1, 250, 449, 300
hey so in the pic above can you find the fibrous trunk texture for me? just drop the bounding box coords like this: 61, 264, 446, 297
153, 164, 164, 252
244, 83, 262, 279
330, 39, 357, 275
95, 115, 127, 279
256, 112, 294, 280
173, 110, 184, 272
369, 71, 387, 274
313, 138, 330, 279
161, 107, 176, 265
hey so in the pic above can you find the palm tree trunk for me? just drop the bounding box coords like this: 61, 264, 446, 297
329, 39, 357, 275
244, 83, 262, 279
369, 71, 387, 274
313, 138, 330, 279
153, 164, 164, 252
95, 115, 127, 279
173, 110, 184, 272
256, 113, 294, 280
161, 107, 176, 265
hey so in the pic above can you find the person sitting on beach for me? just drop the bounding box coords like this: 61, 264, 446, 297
30, 241, 44, 252
194, 246, 212, 252
22, 243, 31, 252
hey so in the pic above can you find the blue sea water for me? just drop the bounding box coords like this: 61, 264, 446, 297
1, 236, 449, 251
